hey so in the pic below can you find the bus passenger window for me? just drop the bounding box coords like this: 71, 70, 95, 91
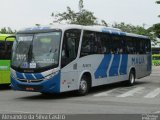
81, 31, 96, 56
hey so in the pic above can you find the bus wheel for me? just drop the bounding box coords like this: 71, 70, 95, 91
77, 76, 89, 96
127, 70, 135, 86
41, 92, 52, 96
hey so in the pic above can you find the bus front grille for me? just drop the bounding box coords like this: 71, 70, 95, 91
18, 79, 43, 83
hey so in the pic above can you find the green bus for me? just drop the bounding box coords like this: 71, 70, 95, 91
0, 34, 14, 85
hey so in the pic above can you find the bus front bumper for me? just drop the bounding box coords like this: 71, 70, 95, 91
11, 72, 61, 93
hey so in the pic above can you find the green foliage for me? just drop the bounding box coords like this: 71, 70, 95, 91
51, 0, 98, 25
152, 60, 160, 66
101, 20, 108, 26
79, 0, 84, 12
148, 0, 160, 39
152, 54, 160, 66
112, 22, 156, 42
50, 0, 158, 43
152, 54, 160, 60
112, 22, 144, 34
0, 27, 15, 34
156, 0, 160, 4
148, 23, 160, 38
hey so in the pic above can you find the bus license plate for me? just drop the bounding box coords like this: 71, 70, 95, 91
26, 87, 34, 91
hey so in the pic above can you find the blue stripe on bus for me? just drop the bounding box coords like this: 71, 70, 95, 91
94, 54, 112, 79
119, 54, 128, 75
25, 73, 35, 80
102, 28, 110, 33
16, 72, 44, 80
52, 72, 60, 93
34, 73, 44, 79
112, 31, 119, 35
120, 32, 126, 36
16, 72, 25, 79
109, 54, 120, 76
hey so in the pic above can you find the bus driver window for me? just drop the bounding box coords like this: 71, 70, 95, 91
61, 29, 81, 68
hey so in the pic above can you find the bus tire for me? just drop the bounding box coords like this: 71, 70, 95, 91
40, 92, 51, 95
127, 70, 135, 86
77, 75, 89, 96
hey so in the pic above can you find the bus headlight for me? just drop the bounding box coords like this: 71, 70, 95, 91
44, 71, 59, 80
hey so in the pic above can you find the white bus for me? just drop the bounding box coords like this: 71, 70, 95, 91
11, 24, 151, 95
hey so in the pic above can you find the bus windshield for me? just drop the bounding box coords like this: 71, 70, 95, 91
11, 32, 61, 70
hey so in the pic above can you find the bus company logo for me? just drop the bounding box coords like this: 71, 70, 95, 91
27, 80, 32, 83
132, 57, 145, 65
21, 62, 28, 68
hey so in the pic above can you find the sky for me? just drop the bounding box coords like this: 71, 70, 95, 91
0, 0, 159, 31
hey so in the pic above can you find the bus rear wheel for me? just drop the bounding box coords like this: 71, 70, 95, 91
77, 76, 89, 96
127, 70, 135, 86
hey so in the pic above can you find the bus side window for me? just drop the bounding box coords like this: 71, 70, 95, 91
80, 31, 96, 56
61, 29, 81, 68
146, 39, 151, 53
0, 41, 13, 60
5, 41, 14, 59
0, 41, 5, 59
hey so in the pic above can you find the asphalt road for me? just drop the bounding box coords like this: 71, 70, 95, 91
0, 67, 160, 120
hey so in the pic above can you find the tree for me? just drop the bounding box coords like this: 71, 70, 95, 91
112, 22, 156, 42
112, 22, 147, 34
0, 27, 15, 34
157, 0, 160, 3
101, 20, 108, 26
79, 0, 84, 12
51, 0, 106, 26
148, 23, 160, 38
156, 0, 160, 17
147, 0, 160, 39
